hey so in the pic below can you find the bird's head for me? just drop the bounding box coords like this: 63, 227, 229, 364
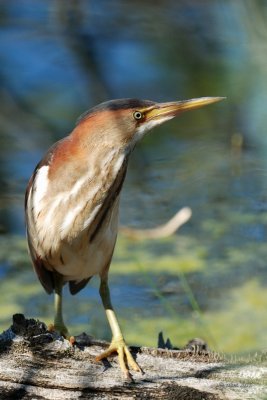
75, 97, 225, 152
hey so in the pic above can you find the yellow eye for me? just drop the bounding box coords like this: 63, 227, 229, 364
133, 111, 143, 120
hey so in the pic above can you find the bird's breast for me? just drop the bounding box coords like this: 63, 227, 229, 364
26, 147, 128, 279
54, 197, 120, 281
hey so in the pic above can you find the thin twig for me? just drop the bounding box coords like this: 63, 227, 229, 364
120, 207, 192, 239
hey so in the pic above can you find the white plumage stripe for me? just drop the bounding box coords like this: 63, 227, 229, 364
32, 166, 49, 217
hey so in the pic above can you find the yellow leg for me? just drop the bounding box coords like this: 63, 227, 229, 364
48, 273, 70, 339
96, 276, 142, 379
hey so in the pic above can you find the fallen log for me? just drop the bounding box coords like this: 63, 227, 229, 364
0, 314, 266, 399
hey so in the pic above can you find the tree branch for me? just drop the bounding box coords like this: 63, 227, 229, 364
0, 314, 265, 399
120, 207, 192, 239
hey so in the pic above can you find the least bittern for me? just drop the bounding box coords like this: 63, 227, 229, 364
25, 97, 224, 379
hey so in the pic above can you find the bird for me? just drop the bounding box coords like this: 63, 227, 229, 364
25, 96, 224, 379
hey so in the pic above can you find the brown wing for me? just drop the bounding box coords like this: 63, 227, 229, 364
26, 235, 54, 294
25, 141, 128, 295
69, 277, 92, 295
24, 143, 62, 294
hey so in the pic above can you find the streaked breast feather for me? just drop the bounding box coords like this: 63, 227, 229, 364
26, 148, 128, 261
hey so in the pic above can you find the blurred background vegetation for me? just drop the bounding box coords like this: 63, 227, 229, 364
1, 0, 267, 356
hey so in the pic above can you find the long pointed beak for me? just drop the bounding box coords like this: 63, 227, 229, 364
145, 97, 226, 121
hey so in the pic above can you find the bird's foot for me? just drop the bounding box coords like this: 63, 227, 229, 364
95, 337, 142, 381
47, 323, 75, 345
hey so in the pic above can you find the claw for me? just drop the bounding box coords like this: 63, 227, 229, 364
95, 337, 142, 379
47, 323, 75, 344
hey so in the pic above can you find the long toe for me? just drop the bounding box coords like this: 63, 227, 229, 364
95, 338, 142, 380
48, 323, 73, 342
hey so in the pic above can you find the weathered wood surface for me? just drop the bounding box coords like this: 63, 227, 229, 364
0, 315, 266, 400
